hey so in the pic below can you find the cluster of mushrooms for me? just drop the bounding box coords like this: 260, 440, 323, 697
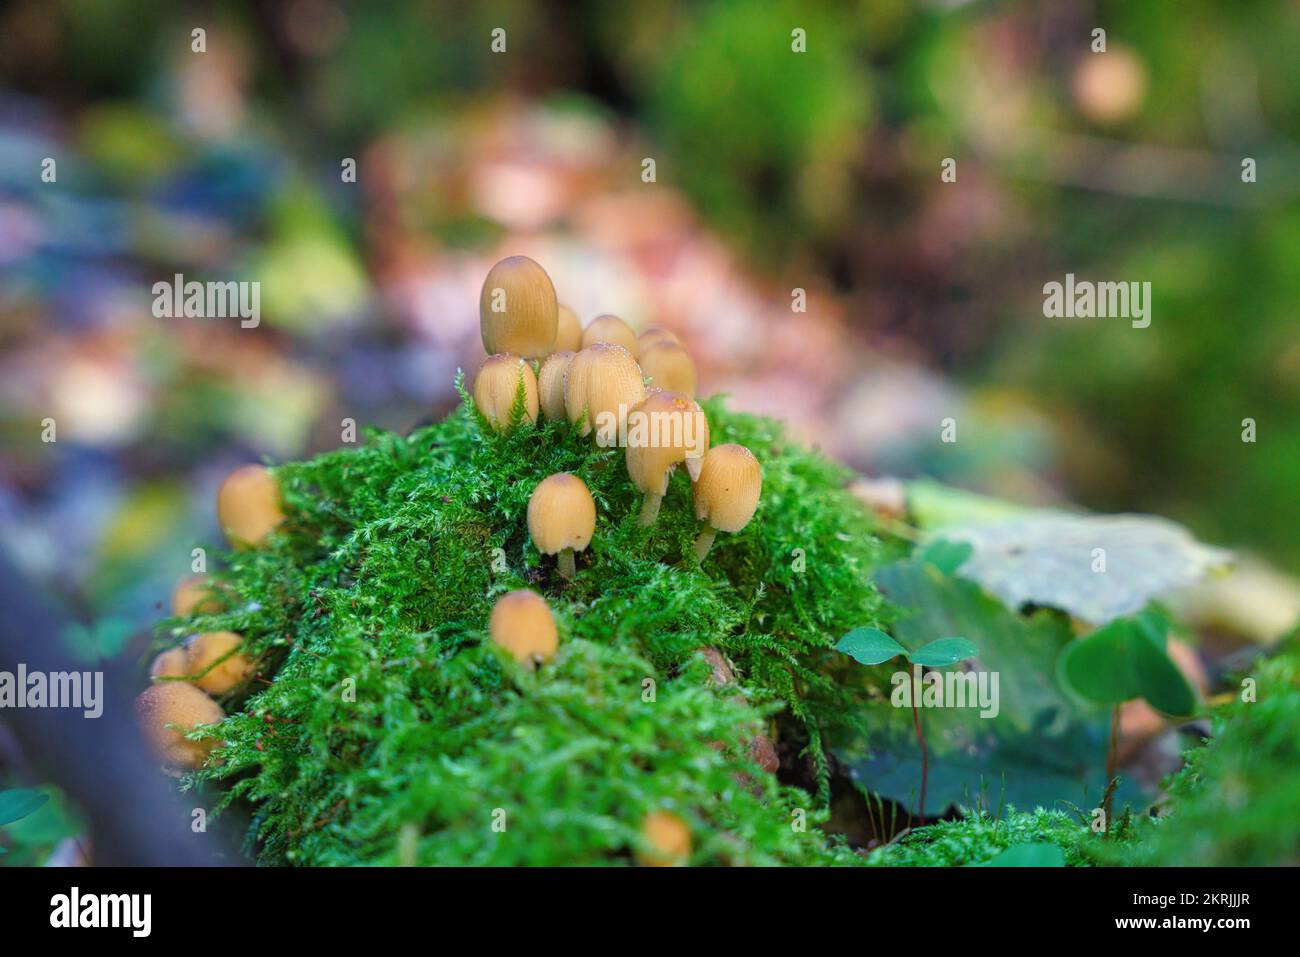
475, 255, 768, 864
134, 255, 767, 865
134, 465, 282, 771
473, 254, 762, 570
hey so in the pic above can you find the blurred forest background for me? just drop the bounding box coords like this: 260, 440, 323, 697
1, 0, 1298, 670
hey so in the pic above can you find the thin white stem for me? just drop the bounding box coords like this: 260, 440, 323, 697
638, 492, 663, 526
692, 526, 718, 562
557, 547, 576, 580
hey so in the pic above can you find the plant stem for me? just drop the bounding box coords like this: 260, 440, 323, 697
911, 676, 928, 824
1104, 704, 1120, 835
692, 526, 717, 562
557, 548, 576, 580
638, 492, 663, 526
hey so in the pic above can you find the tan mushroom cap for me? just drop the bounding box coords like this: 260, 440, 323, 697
473, 353, 539, 431
580, 313, 639, 354
479, 255, 558, 359
528, 473, 596, 554
638, 341, 697, 398
553, 304, 583, 353
537, 351, 574, 422
693, 444, 761, 533
171, 575, 223, 616
637, 810, 691, 867
217, 464, 285, 549
563, 342, 646, 438
489, 589, 559, 668
626, 391, 710, 495
637, 326, 681, 356
135, 682, 226, 769
185, 631, 255, 695
149, 647, 188, 679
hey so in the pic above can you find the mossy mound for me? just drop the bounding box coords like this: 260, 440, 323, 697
1117, 635, 1300, 867
863, 808, 1106, 867
169, 392, 886, 865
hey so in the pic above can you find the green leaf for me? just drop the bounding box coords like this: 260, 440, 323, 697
1131, 628, 1198, 718
1056, 618, 1135, 705
836, 627, 908, 666
918, 539, 973, 576
0, 789, 49, 826
1058, 614, 1197, 716
911, 637, 978, 668
906, 479, 1032, 530
925, 510, 1231, 626
975, 843, 1065, 867
834, 557, 1136, 815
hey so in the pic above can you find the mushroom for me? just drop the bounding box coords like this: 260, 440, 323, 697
184, 631, 255, 695
638, 341, 697, 398
580, 313, 639, 354
473, 353, 539, 431
637, 810, 691, 867
488, 589, 558, 669
554, 304, 583, 353
527, 473, 596, 580
637, 326, 681, 356
563, 343, 646, 442
134, 682, 225, 769
691, 444, 761, 561
171, 574, 223, 616
149, 648, 188, 679
536, 351, 574, 422
217, 464, 285, 549
479, 255, 558, 359
625, 390, 710, 525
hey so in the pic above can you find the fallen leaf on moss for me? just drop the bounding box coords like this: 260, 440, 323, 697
932, 512, 1231, 625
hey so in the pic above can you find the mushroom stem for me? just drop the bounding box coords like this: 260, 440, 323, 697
638, 492, 663, 527
557, 547, 576, 580
692, 526, 718, 562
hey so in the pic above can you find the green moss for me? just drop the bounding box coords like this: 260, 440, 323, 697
165, 391, 885, 865
863, 808, 1114, 867
1116, 636, 1300, 867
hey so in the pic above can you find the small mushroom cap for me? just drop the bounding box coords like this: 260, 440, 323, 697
625, 391, 710, 495
489, 589, 559, 668
185, 631, 255, 695
171, 575, 223, 616
637, 326, 681, 356
537, 351, 574, 422
637, 810, 691, 866
149, 647, 188, 679
580, 313, 639, 354
135, 682, 225, 769
563, 342, 646, 437
479, 255, 558, 359
217, 465, 285, 549
473, 353, 539, 431
638, 341, 697, 398
693, 444, 761, 533
528, 473, 596, 554
554, 304, 583, 353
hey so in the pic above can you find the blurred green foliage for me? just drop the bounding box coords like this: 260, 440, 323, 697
9, 0, 1296, 568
